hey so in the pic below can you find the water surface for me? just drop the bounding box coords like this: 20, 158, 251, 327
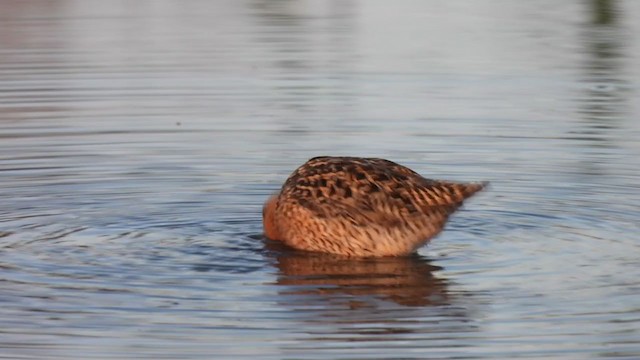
1, 1, 640, 359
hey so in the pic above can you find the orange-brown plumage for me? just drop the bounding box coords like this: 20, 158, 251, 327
263, 156, 487, 257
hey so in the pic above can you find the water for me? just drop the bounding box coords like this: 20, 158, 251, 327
1, 1, 640, 359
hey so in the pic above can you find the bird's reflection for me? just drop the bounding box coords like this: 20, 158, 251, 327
267, 240, 449, 307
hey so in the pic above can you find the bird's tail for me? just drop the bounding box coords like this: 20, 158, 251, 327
459, 181, 489, 199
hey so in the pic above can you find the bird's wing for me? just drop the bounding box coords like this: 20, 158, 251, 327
280, 157, 485, 228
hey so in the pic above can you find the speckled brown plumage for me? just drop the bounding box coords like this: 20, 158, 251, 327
263, 156, 487, 257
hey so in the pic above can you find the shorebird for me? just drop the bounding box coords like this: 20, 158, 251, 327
263, 156, 486, 257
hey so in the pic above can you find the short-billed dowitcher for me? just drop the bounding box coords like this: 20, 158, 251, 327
263, 156, 487, 257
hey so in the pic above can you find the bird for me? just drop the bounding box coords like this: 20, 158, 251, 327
263, 156, 487, 257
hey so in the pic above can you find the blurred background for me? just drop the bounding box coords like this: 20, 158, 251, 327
1, 1, 639, 359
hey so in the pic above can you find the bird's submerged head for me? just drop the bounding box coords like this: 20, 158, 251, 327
262, 194, 280, 240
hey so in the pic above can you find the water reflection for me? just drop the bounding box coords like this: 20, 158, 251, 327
269, 243, 480, 351
270, 242, 449, 307
576, 0, 627, 147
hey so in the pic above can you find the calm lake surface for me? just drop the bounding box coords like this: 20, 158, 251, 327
1, 1, 640, 359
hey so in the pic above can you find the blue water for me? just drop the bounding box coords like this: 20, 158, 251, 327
1, 1, 639, 359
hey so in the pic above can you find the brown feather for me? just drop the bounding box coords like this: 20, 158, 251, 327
263, 156, 487, 257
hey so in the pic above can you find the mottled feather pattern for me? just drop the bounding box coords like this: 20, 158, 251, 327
264, 156, 486, 257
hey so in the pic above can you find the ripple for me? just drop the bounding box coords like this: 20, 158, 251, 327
2, 1, 640, 359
